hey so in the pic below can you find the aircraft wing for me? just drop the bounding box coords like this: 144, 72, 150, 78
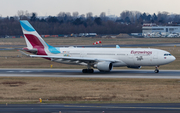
19, 50, 120, 63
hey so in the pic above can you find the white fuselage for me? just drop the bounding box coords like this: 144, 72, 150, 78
45, 47, 176, 67
20, 20, 176, 73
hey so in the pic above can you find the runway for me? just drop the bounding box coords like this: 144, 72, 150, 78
0, 69, 180, 79
1, 69, 180, 113
1, 103, 180, 113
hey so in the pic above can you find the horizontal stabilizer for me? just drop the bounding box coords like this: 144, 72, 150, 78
19, 50, 31, 57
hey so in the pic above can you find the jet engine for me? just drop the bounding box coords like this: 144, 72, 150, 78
127, 66, 141, 69
94, 62, 113, 72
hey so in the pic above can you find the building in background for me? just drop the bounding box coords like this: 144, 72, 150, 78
142, 23, 180, 37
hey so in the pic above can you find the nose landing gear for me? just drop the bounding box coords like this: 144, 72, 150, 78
154, 66, 159, 73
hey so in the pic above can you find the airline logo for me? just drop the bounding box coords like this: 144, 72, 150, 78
20, 20, 61, 55
131, 50, 152, 55
136, 56, 143, 61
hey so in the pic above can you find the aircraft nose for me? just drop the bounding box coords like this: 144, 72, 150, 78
171, 55, 176, 62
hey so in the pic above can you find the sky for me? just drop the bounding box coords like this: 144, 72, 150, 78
0, 0, 180, 17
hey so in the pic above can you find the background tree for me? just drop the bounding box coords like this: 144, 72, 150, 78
17, 10, 29, 20
72, 12, 79, 19
100, 12, 107, 21
94, 17, 102, 25
2, 10, 180, 37
86, 12, 93, 18
30, 13, 38, 21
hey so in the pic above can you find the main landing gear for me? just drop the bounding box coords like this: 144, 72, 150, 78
82, 69, 94, 73
82, 62, 94, 73
82, 63, 94, 73
154, 66, 159, 73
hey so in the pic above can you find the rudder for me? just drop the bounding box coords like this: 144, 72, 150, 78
20, 20, 47, 49
20, 20, 61, 55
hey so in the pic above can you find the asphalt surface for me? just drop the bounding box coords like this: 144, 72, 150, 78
1, 103, 180, 113
1, 69, 180, 113
0, 69, 180, 79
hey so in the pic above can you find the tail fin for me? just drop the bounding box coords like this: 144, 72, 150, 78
20, 20, 60, 55
20, 20, 47, 49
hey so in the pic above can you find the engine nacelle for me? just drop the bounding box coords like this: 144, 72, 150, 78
94, 62, 113, 72
127, 66, 141, 69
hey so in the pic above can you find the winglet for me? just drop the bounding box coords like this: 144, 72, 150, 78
116, 45, 120, 48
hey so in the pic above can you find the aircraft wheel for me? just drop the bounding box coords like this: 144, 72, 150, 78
89, 69, 94, 73
82, 69, 94, 73
154, 69, 159, 73
82, 69, 87, 73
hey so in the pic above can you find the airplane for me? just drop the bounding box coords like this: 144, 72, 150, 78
19, 20, 176, 73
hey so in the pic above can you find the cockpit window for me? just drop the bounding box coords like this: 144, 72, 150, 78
164, 54, 172, 56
